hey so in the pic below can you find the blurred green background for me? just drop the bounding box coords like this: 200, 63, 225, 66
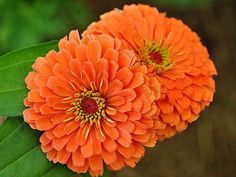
0, 0, 235, 176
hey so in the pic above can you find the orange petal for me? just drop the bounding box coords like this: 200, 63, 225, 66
81, 134, 93, 158
40, 133, 51, 146
132, 142, 144, 159
28, 89, 45, 102
127, 72, 144, 88
133, 121, 147, 135
124, 158, 137, 168
162, 111, 180, 126
51, 113, 73, 125
100, 39, 114, 56
108, 96, 125, 106
76, 124, 90, 146
52, 135, 70, 151
47, 77, 74, 96
34, 74, 48, 87
101, 149, 117, 165
132, 99, 143, 112
33, 102, 42, 113
108, 60, 119, 81
109, 153, 124, 170
118, 53, 132, 68
176, 121, 188, 132
143, 103, 157, 117
181, 108, 192, 120
66, 132, 79, 152
158, 100, 174, 114
94, 58, 108, 76
94, 126, 106, 142
117, 127, 132, 147
64, 121, 79, 135
99, 78, 108, 95
36, 59, 52, 76
117, 121, 135, 133
35, 118, 54, 131
25, 72, 37, 89
177, 95, 191, 109
117, 144, 134, 158
69, 58, 82, 78
127, 111, 141, 121
167, 90, 182, 100
39, 87, 54, 98
80, 70, 92, 89
41, 143, 53, 153
103, 48, 118, 61
132, 133, 150, 143
105, 106, 117, 116
69, 30, 80, 42
83, 61, 96, 82
102, 137, 117, 152
46, 149, 57, 161
192, 86, 203, 102
53, 123, 66, 138
113, 89, 136, 102
86, 40, 101, 63
56, 148, 70, 164
72, 149, 85, 166
46, 96, 61, 107
114, 68, 133, 86
39, 104, 59, 114
110, 112, 128, 122
52, 63, 68, 82
107, 79, 123, 96
102, 122, 119, 140
56, 50, 71, 68
75, 44, 87, 63
91, 128, 102, 155
113, 102, 132, 113
88, 155, 103, 171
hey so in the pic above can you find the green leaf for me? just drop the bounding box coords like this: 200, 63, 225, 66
0, 117, 75, 177
0, 41, 58, 117
0, 118, 110, 177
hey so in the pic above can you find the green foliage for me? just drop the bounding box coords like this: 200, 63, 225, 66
0, 117, 75, 177
0, 41, 58, 117
0, 117, 110, 177
151, 0, 217, 9
0, 0, 92, 54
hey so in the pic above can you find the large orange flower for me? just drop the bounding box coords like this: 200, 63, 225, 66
23, 30, 160, 176
84, 4, 217, 140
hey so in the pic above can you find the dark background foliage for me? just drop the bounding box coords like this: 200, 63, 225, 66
0, 0, 235, 176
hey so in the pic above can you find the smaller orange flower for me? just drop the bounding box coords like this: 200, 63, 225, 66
84, 4, 217, 141
23, 30, 160, 176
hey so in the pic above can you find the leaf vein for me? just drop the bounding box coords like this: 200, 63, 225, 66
0, 88, 26, 94
0, 60, 34, 71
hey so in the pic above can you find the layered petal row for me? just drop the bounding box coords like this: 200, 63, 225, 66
23, 30, 160, 176
84, 4, 217, 141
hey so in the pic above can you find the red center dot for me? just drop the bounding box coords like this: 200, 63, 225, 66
81, 97, 98, 114
149, 52, 163, 64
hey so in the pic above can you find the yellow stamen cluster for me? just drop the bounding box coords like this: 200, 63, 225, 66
68, 89, 106, 124
139, 41, 172, 73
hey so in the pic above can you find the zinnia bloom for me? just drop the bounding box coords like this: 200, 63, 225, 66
84, 4, 217, 140
23, 30, 160, 176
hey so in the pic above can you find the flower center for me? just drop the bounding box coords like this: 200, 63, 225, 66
81, 97, 98, 114
149, 52, 163, 64
68, 89, 106, 124
139, 41, 172, 73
